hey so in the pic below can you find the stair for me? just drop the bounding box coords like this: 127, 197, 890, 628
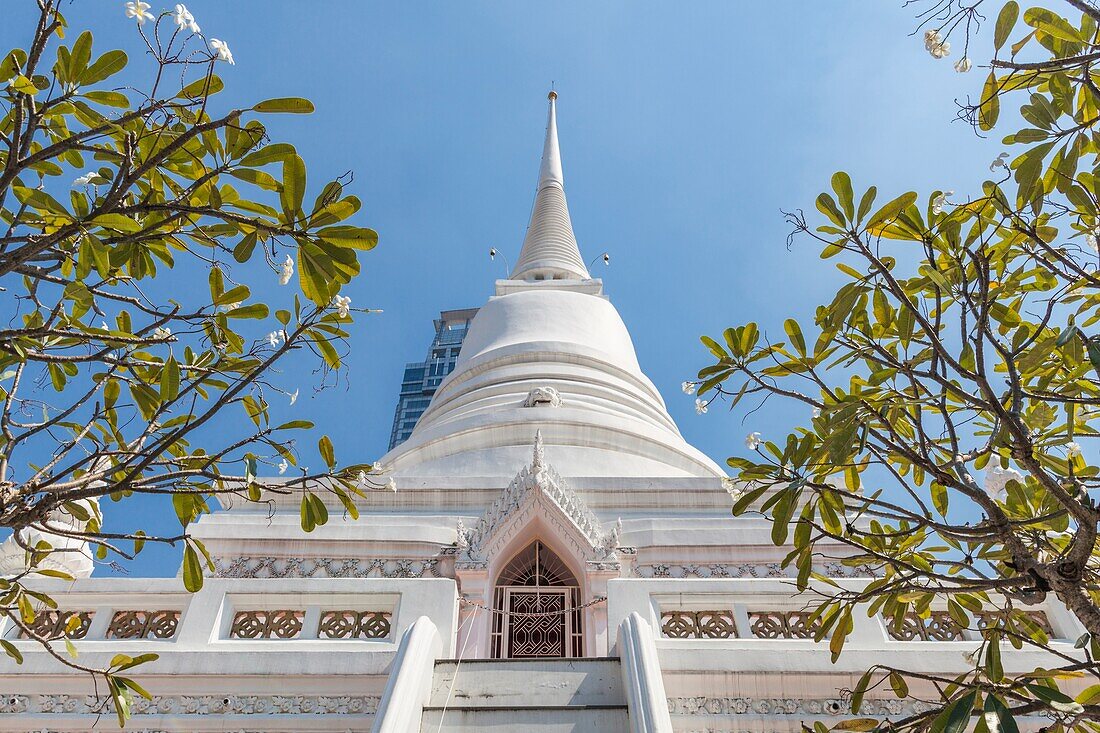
421, 657, 628, 732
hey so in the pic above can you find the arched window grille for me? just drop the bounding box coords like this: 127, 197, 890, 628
490, 540, 583, 658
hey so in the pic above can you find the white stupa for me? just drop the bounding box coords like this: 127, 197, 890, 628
0, 93, 1075, 733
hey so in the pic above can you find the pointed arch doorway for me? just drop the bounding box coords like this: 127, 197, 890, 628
490, 540, 583, 658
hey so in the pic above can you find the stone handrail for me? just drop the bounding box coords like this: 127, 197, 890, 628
619, 611, 673, 733
371, 615, 442, 733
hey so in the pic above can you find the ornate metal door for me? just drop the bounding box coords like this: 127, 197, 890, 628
490, 541, 583, 658
502, 587, 571, 658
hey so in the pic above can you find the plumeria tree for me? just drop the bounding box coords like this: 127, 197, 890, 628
694, 1, 1100, 731
0, 1, 388, 721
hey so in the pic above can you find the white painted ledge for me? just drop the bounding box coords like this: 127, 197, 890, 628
619, 611, 673, 733
371, 615, 442, 733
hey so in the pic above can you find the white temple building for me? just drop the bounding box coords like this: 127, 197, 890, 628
0, 93, 1081, 733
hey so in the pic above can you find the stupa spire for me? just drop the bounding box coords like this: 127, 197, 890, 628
509, 91, 592, 281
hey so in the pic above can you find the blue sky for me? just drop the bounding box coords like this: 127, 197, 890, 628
4, 1, 1005, 576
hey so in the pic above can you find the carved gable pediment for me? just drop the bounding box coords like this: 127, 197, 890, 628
456, 431, 622, 571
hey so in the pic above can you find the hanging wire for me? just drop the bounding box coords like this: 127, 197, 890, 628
459, 595, 607, 618
434, 602, 480, 733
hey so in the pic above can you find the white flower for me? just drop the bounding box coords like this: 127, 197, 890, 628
745, 432, 762, 450
812, 407, 821, 418
125, 1, 154, 25
357, 470, 368, 485
694, 398, 708, 415
153, 326, 171, 340
989, 152, 1010, 172
962, 647, 981, 665
267, 330, 285, 348
954, 57, 972, 73
681, 381, 696, 395
923, 29, 951, 58
209, 38, 235, 65
721, 477, 744, 500
1085, 227, 1099, 253
385, 477, 397, 493
1050, 700, 1085, 716
173, 3, 200, 33
72, 172, 97, 187
984, 464, 1022, 500
289, 388, 299, 406
932, 190, 954, 215
277, 459, 287, 475
279, 254, 294, 286
332, 294, 352, 319
1066, 441, 1082, 458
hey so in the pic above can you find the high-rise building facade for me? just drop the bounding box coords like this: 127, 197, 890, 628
387, 308, 478, 449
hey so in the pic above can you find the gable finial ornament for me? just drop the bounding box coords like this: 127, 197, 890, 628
455, 431, 628, 572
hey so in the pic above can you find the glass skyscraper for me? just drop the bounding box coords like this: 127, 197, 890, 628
387, 308, 479, 450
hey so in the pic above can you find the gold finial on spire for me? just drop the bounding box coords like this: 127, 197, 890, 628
548, 89, 557, 101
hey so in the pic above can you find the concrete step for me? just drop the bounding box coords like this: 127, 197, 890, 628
428, 658, 624, 708
421, 704, 629, 732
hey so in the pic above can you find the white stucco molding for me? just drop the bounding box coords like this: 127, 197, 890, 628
455, 431, 627, 572
619, 611, 674, 733
371, 615, 442, 733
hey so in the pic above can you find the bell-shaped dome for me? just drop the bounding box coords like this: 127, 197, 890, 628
379, 94, 723, 479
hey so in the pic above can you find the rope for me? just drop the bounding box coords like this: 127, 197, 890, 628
435, 601, 478, 733
458, 595, 607, 618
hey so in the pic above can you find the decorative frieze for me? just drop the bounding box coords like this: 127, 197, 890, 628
318, 610, 391, 639
635, 561, 874, 579
667, 696, 916, 717
1, 693, 379, 716
213, 556, 441, 579
19, 611, 92, 640
661, 610, 737, 638
229, 610, 303, 639
107, 610, 180, 639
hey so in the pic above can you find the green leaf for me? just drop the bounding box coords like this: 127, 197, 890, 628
253, 97, 315, 114
81, 90, 129, 107
979, 72, 1000, 131
81, 49, 127, 85
319, 435, 336, 469
1, 639, 23, 664
994, 1, 1019, 50
984, 694, 1020, 733
241, 143, 297, 167
866, 191, 917, 230
160, 357, 180, 402
280, 154, 307, 221
831, 171, 854, 220
182, 545, 204, 592
815, 192, 845, 227
851, 668, 873, 713
938, 691, 977, 733
1023, 7, 1083, 42
317, 226, 378, 250
784, 319, 806, 356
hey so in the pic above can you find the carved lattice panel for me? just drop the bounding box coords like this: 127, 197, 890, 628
975, 611, 1054, 636
107, 610, 180, 639
885, 611, 963, 641
660, 610, 737, 638
507, 590, 567, 658
229, 610, 303, 639
20, 611, 92, 640
748, 611, 821, 639
317, 611, 392, 639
